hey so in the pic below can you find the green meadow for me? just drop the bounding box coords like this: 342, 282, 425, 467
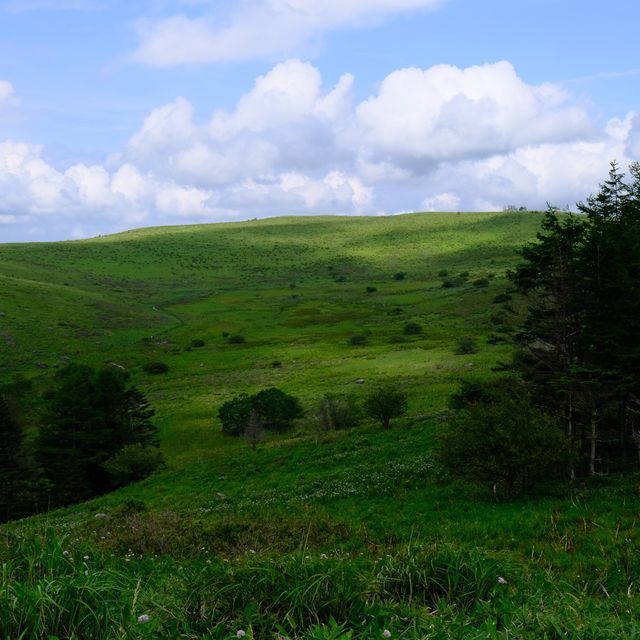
1, 211, 638, 639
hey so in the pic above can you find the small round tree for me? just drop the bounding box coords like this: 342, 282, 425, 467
364, 384, 408, 429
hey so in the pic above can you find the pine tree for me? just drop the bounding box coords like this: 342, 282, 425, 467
35, 364, 159, 507
0, 393, 31, 521
511, 163, 640, 475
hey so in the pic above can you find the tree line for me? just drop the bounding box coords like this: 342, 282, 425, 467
441, 161, 640, 496
511, 161, 640, 477
0, 364, 163, 523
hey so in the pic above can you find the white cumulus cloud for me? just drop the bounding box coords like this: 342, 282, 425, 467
132, 0, 447, 66
0, 81, 18, 109
356, 61, 591, 169
2, 59, 639, 241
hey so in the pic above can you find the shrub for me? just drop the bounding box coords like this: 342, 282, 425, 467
349, 335, 367, 346
190, 339, 205, 348
364, 384, 408, 429
102, 444, 165, 488
316, 394, 361, 431
403, 322, 422, 335
393, 272, 406, 280
143, 361, 169, 374
493, 292, 512, 304
388, 335, 409, 344
388, 307, 404, 315
490, 311, 508, 326
473, 277, 490, 288
437, 269, 449, 277
228, 334, 246, 344
455, 337, 477, 355
366, 286, 377, 293
441, 277, 465, 289
439, 383, 572, 498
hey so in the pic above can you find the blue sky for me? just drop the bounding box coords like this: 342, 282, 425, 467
1, 0, 639, 241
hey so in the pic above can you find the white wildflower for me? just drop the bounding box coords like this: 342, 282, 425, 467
498, 576, 508, 584
237, 630, 246, 638
383, 630, 392, 638
137, 614, 150, 623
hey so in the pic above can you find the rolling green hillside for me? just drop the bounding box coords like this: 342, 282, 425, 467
1, 212, 540, 459
2, 212, 639, 640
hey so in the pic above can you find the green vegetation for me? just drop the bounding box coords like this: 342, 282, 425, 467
0, 209, 638, 638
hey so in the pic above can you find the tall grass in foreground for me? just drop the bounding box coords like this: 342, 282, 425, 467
1, 529, 637, 639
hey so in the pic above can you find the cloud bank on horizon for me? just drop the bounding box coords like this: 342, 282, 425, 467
0, 0, 639, 241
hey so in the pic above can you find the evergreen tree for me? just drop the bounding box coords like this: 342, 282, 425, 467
511, 162, 640, 475
35, 364, 159, 507
0, 392, 32, 522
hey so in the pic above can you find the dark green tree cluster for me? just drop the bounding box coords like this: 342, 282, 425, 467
0, 364, 162, 521
219, 384, 408, 440
218, 387, 304, 437
0, 391, 37, 521
510, 161, 640, 476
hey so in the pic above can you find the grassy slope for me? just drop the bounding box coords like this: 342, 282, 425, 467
1, 212, 537, 458
1, 212, 639, 639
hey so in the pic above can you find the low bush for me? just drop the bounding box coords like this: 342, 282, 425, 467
142, 361, 169, 374
439, 382, 572, 498
102, 444, 165, 488
316, 394, 361, 431
455, 337, 477, 355
403, 321, 422, 335
441, 277, 465, 289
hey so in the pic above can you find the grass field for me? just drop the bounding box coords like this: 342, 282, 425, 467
1, 211, 639, 639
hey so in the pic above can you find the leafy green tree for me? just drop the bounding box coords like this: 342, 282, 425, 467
218, 393, 253, 436
439, 383, 572, 498
253, 387, 303, 432
364, 384, 407, 429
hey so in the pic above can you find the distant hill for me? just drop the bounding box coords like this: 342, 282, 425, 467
0, 211, 542, 459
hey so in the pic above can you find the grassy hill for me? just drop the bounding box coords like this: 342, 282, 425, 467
1, 212, 639, 639
1, 212, 538, 458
